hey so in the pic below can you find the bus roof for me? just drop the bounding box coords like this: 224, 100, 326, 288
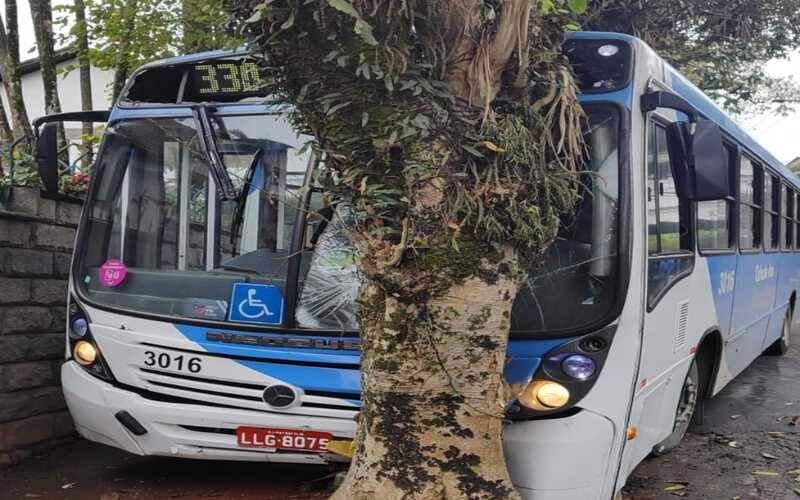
131, 34, 795, 184
569, 31, 798, 185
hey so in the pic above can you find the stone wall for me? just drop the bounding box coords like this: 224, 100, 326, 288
0, 186, 81, 467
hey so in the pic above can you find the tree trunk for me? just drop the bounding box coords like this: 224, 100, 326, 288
0, 98, 11, 174
0, 96, 12, 142
73, 0, 93, 168
234, 2, 584, 498
111, 0, 138, 103
0, 0, 33, 148
30, 0, 66, 150
332, 248, 523, 500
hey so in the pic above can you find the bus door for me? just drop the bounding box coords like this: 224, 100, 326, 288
620, 113, 697, 475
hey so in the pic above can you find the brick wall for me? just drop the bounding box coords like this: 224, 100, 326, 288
0, 186, 82, 467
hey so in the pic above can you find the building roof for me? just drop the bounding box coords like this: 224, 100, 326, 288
0, 48, 79, 81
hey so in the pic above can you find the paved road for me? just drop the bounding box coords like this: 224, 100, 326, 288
1, 345, 798, 500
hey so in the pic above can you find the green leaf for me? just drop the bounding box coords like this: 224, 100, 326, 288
462, 144, 485, 158
567, 0, 587, 14
327, 0, 359, 18
327, 101, 352, 115
281, 13, 295, 30
327, 0, 378, 46
353, 19, 378, 46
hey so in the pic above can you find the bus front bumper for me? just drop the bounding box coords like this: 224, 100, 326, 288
64, 361, 617, 497
61, 361, 355, 464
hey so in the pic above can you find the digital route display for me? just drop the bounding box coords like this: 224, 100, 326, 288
123, 56, 269, 104
184, 60, 268, 102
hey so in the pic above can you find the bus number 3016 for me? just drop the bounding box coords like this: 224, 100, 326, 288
143, 351, 202, 373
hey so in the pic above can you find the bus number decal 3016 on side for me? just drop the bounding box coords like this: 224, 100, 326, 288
143, 351, 203, 373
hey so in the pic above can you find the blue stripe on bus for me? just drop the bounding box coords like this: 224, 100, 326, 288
173, 324, 571, 394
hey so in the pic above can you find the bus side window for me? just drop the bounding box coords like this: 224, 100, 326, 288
796, 191, 800, 249
646, 120, 693, 309
783, 184, 794, 251
647, 122, 691, 255
739, 156, 762, 250
764, 172, 781, 250
697, 144, 736, 251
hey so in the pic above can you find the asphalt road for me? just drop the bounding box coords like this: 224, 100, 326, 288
1, 345, 798, 500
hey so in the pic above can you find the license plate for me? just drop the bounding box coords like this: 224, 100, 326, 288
236, 427, 334, 452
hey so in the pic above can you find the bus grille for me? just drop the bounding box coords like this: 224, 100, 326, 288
135, 367, 359, 420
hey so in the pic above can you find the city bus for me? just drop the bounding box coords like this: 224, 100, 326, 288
33, 32, 796, 499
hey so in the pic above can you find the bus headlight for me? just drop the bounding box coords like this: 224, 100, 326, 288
70, 317, 89, 339
562, 354, 596, 380
518, 380, 571, 410
74, 340, 98, 366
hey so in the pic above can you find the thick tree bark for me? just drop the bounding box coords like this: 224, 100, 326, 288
0, 0, 33, 147
73, 0, 93, 167
111, 0, 138, 103
332, 249, 523, 500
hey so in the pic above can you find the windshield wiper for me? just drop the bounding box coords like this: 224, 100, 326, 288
192, 104, 238, 200
230, 148, 266, 253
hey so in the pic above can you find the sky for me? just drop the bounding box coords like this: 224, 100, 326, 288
4, 0, 800, 163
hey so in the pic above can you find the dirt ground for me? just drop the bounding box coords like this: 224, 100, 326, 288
2, 346, 799, 500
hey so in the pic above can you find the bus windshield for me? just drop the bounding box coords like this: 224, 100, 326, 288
77, 106, 621, 335
77, 111, 311, 323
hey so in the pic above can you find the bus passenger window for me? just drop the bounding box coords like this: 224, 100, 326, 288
739, 157, 762, 249
647, 122, 690, 255
796, 192, 800, 249
697, 145, 735, 250
783, 185, 794, 250
765, 172, 781, 250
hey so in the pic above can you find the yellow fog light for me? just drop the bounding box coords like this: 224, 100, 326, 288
518, 380, 570, 411
74, 340, 98, 366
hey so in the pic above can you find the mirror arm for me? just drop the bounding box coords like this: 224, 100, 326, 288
641, 90, 699, 123
32, 110, 111, 130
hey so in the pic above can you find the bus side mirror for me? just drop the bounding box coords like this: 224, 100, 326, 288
35, 122, 60, 197
668, 119, 731, 201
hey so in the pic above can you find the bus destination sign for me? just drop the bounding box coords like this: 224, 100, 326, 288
185, 60, 268, 102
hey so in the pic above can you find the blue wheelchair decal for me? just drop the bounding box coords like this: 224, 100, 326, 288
228, 283, 284, 325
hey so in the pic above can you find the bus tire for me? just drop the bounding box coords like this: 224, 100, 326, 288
651, 359, 699, 457
765, 307, 792, 356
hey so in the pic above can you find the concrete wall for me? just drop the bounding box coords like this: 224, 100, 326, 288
0, 186, 80, 467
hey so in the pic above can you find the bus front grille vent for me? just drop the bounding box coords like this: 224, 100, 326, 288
673, 300, 690, 352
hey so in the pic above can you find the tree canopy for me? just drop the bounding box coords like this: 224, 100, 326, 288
584, 0, 800, 114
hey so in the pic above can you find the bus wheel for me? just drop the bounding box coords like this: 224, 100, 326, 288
651, 360, 699, 456
765, 307, 792, 356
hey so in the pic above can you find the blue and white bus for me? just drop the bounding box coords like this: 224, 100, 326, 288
34, 32, 796, 499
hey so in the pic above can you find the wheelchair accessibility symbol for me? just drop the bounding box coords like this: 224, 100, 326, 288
228, 283, 284, 325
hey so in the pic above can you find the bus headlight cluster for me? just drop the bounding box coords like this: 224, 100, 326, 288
561, 354, 596, 381
70, 317, 89, 339
67, 298, 115, 382
518, 380, 571, 410
73, 340, 98, 366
